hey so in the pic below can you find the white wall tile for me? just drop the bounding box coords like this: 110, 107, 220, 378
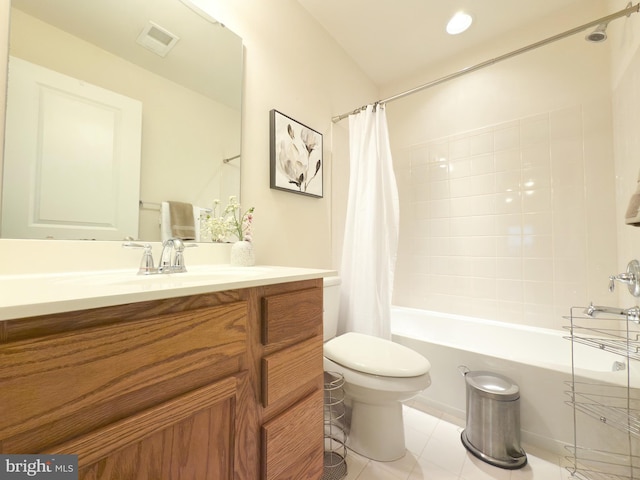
495, 191, 522, 214
522, 187, 552, 213
470, 132, 494, 156
410, 145, 430, 166
428, 162, 450, 181
494, 124, 520, 151
523, 258, 554, 281
495, 149, 521, 171
521, 144, 550, 169
495, 213, 523, 235
470, 153, 495, 174
448, 157, 472, 179
450, 137, 471, 159
522, 234, 553, 258
523, 212, 553, 235
496, 170, 521, 193
496, 257, 523, 281
427, 141, 449, 163
550, 105, 583, 140
393, 102, 616, 330
521, 113, 549, 147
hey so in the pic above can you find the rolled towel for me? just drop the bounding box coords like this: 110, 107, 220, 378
193, 205, 204, 242
161, 201, 196, 240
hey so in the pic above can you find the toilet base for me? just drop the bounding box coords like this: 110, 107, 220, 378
347, 399, 406, 462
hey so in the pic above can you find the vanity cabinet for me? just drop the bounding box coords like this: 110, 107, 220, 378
0, 278, 325, 480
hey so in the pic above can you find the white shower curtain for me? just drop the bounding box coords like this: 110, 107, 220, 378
338, 104, 399, 340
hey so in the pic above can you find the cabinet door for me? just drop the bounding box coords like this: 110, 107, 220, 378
48, 375, 242, 480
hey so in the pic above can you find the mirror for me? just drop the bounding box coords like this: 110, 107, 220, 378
1, 0, 243, 241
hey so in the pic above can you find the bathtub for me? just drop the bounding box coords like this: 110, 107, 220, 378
390, 306, 633, 455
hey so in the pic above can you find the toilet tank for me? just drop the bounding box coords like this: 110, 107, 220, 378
323, 276, 341, 342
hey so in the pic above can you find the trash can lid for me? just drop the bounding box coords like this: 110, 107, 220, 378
465, 371, 520, 400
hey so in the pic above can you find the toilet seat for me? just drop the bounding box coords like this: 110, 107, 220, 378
324, 332, 431, 377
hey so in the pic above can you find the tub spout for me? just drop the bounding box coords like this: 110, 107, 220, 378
584, 302, 640, 323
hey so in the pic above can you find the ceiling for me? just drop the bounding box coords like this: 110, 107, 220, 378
297, 0, 595, 87
11, 0, 243, 108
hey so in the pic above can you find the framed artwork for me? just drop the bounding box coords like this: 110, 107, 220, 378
269, 109, 323, 198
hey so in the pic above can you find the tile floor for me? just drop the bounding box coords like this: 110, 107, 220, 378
337, 404, 573, 480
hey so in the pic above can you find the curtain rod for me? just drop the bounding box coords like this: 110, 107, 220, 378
332, 2, 640, 123
223, 154, 241, 164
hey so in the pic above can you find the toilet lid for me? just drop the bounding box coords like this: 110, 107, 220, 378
324, 332, 431, 377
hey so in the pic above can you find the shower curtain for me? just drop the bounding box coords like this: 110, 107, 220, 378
338, 103, 399, 340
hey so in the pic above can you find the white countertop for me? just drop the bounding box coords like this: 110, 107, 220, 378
0, 264, 336, 321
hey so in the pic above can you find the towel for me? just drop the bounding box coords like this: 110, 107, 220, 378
626, 173, 640, 227
160, 201, 196, 241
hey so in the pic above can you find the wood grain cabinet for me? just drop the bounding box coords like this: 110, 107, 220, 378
0, 278, 325, 480
260, 285, 324, 480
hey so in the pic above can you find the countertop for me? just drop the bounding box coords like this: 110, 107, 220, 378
0, 264, 336, 321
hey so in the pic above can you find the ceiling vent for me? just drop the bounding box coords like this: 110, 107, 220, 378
136, 21, 180, 57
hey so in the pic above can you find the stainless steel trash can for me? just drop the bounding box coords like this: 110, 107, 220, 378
460, 370, 527, 469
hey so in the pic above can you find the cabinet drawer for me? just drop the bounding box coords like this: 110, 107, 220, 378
261, 287, 322, 345
261, 389, 324, 480
262, 335, 323, 407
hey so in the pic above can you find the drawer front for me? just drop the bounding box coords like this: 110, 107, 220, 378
262, 287, 322, 346
261, 389, 324, 480
262, 335, 323, 407
0, 301, 247, 449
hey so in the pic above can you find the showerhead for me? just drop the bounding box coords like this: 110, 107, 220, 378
586, 22, 608, 42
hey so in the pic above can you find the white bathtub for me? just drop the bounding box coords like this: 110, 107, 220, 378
390, 306, 632, 455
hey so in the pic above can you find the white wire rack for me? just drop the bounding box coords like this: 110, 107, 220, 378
564, 306, 640, 480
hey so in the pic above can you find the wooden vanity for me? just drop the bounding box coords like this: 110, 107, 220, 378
0, 276, 326, 479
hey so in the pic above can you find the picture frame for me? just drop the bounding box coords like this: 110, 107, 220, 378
269, 109, 323, 198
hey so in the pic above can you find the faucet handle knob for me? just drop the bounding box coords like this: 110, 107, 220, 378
122, 242, 156, 275
122, 241, 145, 249
609, 260, 640, 297
138, 245, 155, 275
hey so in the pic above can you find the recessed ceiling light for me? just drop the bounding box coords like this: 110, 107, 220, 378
446, 11, 473, 35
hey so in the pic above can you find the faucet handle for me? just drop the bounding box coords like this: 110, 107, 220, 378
609, 259, 640, 297
122, 242, 156, 275
172, 241, 197, 273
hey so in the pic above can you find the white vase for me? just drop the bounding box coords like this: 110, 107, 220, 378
230, 240, 255, 266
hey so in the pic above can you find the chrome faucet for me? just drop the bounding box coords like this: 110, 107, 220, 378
158, 238, 197, 273
122, 238, 196, 275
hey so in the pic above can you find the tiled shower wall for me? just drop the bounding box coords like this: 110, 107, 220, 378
393, 101, 617, 330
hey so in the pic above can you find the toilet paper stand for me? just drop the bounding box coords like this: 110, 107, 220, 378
323, 371, 347, 480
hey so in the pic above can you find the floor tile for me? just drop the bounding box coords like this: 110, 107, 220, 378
459, 454, 511, 480
338, 405, 565, 480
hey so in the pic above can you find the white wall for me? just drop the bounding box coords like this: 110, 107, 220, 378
189, 0, 377, 269
383, 0, 620, 330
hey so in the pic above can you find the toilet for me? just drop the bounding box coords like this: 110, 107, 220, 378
323, 276, 431, 462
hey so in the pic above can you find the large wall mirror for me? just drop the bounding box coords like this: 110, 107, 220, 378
1, 0, 243, 241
